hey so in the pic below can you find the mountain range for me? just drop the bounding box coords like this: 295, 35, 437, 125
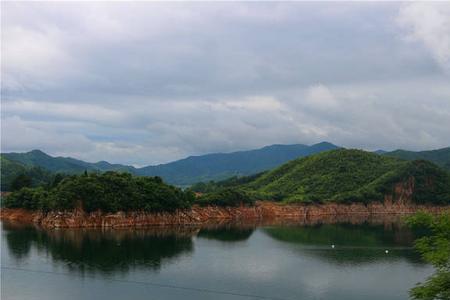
1, 142, 449, 190
136, 142, 339, 185
1, 142, 338, 187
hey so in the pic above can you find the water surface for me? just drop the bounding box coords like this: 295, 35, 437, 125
1, 219, 432, 300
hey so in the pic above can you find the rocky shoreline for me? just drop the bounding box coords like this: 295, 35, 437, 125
1, 201, 449, 229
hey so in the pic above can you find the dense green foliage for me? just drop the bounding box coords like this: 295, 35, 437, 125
3, 172, 195, 212
196, 188, 255, 207
1, 142, 338, 186
1, 156, 56, 191
190, 172, 265, 193
253, 150, 450, 204
384, 147, 450, 171
10, 174, 32, 191
406, 212, 450, 300
335, 159, 450, 205
388, 161, 450, 204
245, 149, 398, 202
194, 149, 450, 204
1, 157, 27, 190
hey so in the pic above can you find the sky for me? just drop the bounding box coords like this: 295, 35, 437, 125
2, 2, 450, 166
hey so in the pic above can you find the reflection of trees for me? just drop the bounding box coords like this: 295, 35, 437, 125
263, 222, 424, 265
2, 222, 257, 276
3, 216, 427, 274
3, 224, 37, 260
3, 223, 194, 275
197, 224, 254, 242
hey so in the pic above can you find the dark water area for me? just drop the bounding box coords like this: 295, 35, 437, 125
1, 219, 432, 300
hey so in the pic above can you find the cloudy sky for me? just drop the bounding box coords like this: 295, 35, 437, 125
2, 2, 450, 166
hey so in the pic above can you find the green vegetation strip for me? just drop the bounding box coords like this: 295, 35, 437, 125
2, 172, 195, 212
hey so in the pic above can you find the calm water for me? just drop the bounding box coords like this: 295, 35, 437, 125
1, 219, 433, 300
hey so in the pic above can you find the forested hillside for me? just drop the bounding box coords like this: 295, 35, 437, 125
383, 147, 450, 170
193, 149, 450, 205
1, 157, 54, 191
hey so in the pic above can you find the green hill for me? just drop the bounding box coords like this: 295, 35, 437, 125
383, 147, 450, 171
204, 149, 450, 204
0, 156, 54, 191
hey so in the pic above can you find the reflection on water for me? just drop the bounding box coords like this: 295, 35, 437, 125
3, 223, 194, 274
2, 217, 422, 272
1, 216, 433, 300
197, 225, 254, 242
264, 223, 423, 265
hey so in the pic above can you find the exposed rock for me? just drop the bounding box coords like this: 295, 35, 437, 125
1, 201, 449, 229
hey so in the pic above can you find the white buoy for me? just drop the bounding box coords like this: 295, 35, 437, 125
385, 250, 389, 254
331, 244, 335, 249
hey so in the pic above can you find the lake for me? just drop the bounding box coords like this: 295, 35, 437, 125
1, 219, 433, 300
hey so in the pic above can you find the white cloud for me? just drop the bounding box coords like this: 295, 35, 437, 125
3, 100, 125, 125
397, 2, 450, 72
215, 97, 283, 112
304, 84, 339, 110
1, 2, 449, 165
1, 116, 94, 153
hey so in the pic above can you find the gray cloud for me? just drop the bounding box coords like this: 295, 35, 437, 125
397, 2, 450, 72
2, 2, 449, 165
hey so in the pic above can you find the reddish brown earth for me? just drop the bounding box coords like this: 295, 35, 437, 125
1, 201, 449, 229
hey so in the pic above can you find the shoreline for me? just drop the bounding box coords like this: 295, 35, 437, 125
1, 201, 449, 229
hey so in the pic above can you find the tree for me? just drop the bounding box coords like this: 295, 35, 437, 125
4, 171, 196, 213
10, 174, 32, 191
406, 212, 450, 300
51, 173, 66, 187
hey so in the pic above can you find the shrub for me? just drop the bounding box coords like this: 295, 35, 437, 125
10, 174, 32, 191
2, 187, 49, 210
196, 188, 254, 207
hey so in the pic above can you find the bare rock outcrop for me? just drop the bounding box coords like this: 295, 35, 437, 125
1, 200, 449, 229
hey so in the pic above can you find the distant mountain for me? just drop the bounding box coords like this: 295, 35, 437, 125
201, 149, 450, 204
382, 147, 450, 171
373, 150, 387, 155
1, 142, 339, 187
1, 150, 136, 174
135, 142, 340, 185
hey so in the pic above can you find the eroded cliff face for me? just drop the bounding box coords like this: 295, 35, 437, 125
384, 176, 415, 205
1, 200, 449, 229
